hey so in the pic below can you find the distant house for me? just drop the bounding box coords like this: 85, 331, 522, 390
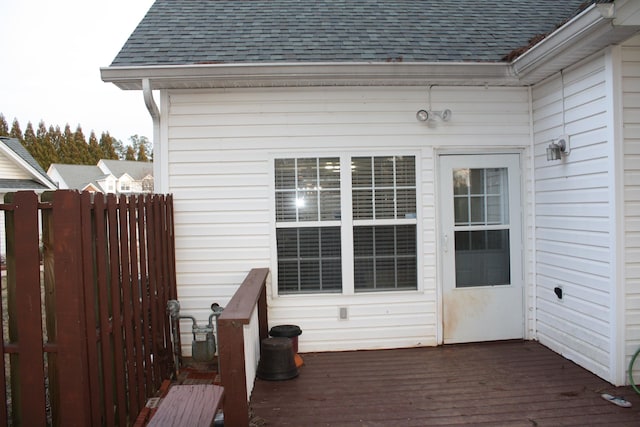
102, 0, 640, 387
47, 159, 153, 194
0, 136, 57, 254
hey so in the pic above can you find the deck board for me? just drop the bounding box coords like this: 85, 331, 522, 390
250, 341, 640, 426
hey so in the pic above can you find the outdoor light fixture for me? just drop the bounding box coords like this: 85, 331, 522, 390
416, 109, 452, 127
546, 135, 570, 161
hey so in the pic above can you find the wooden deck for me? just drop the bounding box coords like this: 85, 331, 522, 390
250, 341, 640, 426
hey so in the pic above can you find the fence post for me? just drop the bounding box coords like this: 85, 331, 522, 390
51, 190, 91, 426
4, 191, 47, 426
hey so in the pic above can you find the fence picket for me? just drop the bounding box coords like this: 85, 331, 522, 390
5, 191, 47, 426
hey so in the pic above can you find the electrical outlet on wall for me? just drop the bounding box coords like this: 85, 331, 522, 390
338, 306, 348, 320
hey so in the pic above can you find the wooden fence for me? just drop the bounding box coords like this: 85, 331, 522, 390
0, 190, 178, 426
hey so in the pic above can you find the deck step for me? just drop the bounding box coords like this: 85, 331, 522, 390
147, 384, 224, 427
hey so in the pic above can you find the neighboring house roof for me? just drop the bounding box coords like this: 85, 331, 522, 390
110, 0, 601, 66
0, 136, 57, 192
98, 159, 153, 180
47, 164, 110, 191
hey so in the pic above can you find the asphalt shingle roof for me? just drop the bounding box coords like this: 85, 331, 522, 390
111, 0, 605, 67
49, 164, 108, 190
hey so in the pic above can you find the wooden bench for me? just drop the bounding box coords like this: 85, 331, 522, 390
145, 384, 224, 427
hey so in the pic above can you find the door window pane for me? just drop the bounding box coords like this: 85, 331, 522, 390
454, 230, 510, 287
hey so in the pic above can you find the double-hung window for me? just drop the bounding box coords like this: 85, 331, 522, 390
274, 155, 417, 294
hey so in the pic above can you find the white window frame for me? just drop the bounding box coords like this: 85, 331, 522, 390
271, 151, 421, 296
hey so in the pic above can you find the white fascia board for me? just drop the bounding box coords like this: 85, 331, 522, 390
101, 62, 518, 90
513, 1, 640, 84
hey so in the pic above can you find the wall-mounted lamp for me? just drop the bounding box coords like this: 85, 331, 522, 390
416, 109, 452, 127
546, 135, 570, 161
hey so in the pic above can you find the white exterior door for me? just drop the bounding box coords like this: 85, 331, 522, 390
439, 154, 523, 343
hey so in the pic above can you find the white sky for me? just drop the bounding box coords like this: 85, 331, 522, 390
0, 1, 156, 144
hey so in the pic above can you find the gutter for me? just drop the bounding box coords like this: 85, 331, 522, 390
101, 62, 519, 90
513, 1, 640, 84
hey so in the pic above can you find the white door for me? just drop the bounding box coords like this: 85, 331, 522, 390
439, 154, 523, 343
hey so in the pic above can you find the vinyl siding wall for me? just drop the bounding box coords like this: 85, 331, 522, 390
163, 86, 532, 355
532, 53, 614, 381
623, 34, 640, 381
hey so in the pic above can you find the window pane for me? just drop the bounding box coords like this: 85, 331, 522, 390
297, 158, 318, 189
374, 157, 395, 187
470, 169, 485, 194
352, 157, 372, 187
275, 191, 297, 222
455, 230, 510, 287
454, 196, 469, 224
297, 190, 319, 221
396, 188, 416, 219
453, 169, 469, 195
354, 226, 373, 257
374, 189, 395, 219
320, 190, 341, 220
319, 157, 340, 189
275, 159, 295, 190
352, 189, 373, 219
395, 156, 416, 186
321, 226, 342, 257
470, 196, 485, 223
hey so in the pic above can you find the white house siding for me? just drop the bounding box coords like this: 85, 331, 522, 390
623, 34, 640, 381
164, 86, 532, 355
532, 53, 615, 381
0, 153, 32, 180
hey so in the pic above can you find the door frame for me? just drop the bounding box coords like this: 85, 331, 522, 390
435, 149, 527, 345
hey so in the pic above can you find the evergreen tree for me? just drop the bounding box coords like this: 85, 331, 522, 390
23, 122, 38, 165
37, 121, 58, 170
23, 122, 37, 153
59, 124, 75, 163
137, 143, 150, 162
125, 145, 136, 161
10, 118, 23, 142
72, 125, 91, 164
0, 114, 9, 136
88, 131, 102, 164
99, 132, 119, 160
49, 125, 63, 154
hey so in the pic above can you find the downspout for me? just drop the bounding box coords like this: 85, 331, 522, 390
142, 78, 163, 192
528, 85, 537, 341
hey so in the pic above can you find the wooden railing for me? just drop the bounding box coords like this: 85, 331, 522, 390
0, 190, 178, 426
218, 267, 269, 427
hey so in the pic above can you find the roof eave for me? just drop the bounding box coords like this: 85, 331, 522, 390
513, 1, 640, 84
101, 62, 519, 90
100, 1, 640, 90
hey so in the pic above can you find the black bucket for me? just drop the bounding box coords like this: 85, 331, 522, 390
257, 337, 298, 381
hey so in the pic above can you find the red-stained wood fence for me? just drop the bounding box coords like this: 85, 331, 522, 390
0, 190, 178, 426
